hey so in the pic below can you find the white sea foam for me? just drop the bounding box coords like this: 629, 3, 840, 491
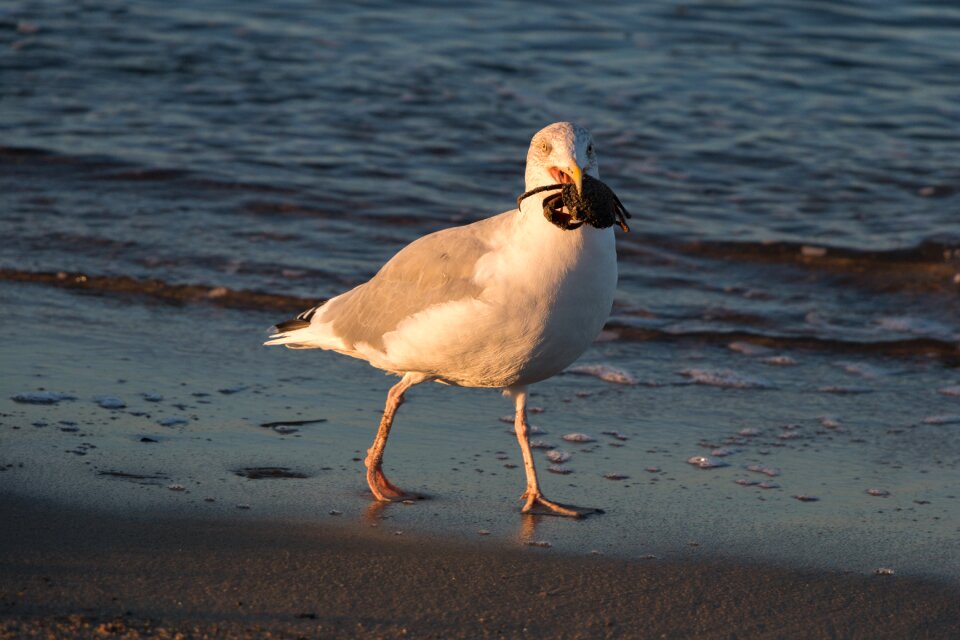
12, 391, 75, 404
687, 455, 730, 469
526, 540, 552, 548
762, 355, 797, 366
94, 395, 126, 409
876, 316, 957, 340
801, 245, 826, 257
818, 415, 842, 429
835, 361, 894, 379
272, 425, 298, 434
727, 341, 772, 356
566, 364, 637, 385
746, 464, 781, 477
681, 368, 773, 389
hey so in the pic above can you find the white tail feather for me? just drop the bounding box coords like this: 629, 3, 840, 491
263, 319, 349, 352
264, 327, 319, 349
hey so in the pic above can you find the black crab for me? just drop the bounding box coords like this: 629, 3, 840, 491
517, 174, 631, 232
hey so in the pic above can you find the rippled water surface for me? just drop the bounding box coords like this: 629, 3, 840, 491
2, 1, 959, 580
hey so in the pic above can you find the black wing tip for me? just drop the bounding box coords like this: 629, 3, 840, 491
274, 318, 311, 333
296, 303, 325, 322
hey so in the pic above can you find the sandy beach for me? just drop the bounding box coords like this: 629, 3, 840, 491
5, 1, 960, 637
1, 494, 958, 639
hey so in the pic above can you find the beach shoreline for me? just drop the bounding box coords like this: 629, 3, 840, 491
1, 493, 958, 639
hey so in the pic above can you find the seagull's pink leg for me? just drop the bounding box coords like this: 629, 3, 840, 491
364, 373, 422, 501
510, 386, 582, 518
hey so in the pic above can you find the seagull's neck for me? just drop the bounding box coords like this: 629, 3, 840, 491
518, 167, 562, 226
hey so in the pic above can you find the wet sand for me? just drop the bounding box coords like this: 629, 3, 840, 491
1, 495, 958, 639
3, 280, 960, 584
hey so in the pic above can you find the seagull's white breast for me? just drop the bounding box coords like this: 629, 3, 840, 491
498, 218, 618, 386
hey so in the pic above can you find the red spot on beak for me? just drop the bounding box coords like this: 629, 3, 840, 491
549, 167, 573, 185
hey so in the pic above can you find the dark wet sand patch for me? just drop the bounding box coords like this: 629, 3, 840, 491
233, 467, 310, 479
0, 495, 957, 640
96, 470, 169, 485
258, 418, 327, 429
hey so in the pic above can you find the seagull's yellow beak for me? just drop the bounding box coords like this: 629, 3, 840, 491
568, 164, 583, 195
549, 163, 583, 194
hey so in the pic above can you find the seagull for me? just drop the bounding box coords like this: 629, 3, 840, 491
266, 122, 623, 517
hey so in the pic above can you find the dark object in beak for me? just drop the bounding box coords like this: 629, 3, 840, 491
517, 175, 631, 232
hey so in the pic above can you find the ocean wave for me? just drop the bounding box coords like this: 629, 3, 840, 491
2, 267, 956, 362
0, 268, 315, 312
0, 145, 296, 195
631, 235, 960, 295
606, 323, 959, 362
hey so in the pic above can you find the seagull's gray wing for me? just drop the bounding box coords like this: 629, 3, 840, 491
316, 213, 507, 352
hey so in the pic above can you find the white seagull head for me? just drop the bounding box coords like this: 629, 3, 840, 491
524, 122, 600, 195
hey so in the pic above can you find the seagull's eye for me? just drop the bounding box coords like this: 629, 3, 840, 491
540, 141, 552, 154
587, 144, 594, 156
